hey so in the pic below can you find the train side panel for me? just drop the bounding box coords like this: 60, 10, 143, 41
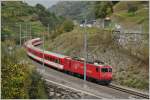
63, 58, 100, 80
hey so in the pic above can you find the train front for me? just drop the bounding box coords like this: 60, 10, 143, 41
98, 64, 112, 85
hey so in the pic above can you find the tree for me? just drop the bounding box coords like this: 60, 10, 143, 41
128, 4, 137, 13
35, 4, 45, 12
61, 19, 74, 32
94, 1, 113, 19
1, 41, 48, 99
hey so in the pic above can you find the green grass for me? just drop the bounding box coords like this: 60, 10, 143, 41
112, 1, 149, 32
31, 21, 46, 34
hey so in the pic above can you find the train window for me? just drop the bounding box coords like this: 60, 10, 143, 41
96, 68, 99, 72
109, 68, 112, 72
51, 58, 54, 61
55, 59, 60, 64
50, 57, 52, 61
101, 68, 108, 72
45, 56, 49, 60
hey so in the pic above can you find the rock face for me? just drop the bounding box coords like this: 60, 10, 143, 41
113, 31, 148, 63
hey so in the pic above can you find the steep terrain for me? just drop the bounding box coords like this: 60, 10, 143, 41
1, 1, 64, 41
49, 1, 95, 21
111, 1, 149, 33
45, 26, 149, 91
1, 1, 63, 98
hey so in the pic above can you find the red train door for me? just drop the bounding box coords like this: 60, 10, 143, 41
96, 67, 101, 80
100, 67, 109, 80
64, 58, 72, 71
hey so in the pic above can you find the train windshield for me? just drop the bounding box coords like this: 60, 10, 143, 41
101, 68, 112, 72
109, 68, 112, 72
101, 68, 108, 72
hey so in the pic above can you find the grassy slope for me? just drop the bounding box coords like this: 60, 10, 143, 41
1, 1, 46, 37
111, 1, 149, 32
45, 26, 149, 91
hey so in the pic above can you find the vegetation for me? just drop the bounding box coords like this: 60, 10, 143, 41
60, 19, 74, 32
112, 1, 149, 32
49, 1, 118, 20
49, 1, 96, 21
29, 70, 48, 99
1, 1, 51, 99
1, 1, 65, 40
1, 40, 48, 99
94, 1, 113, 18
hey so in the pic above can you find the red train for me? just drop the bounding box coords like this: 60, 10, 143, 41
25, 38, 112, 85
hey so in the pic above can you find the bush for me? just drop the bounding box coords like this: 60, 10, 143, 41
29, 70, 48, 99
128, 4, 137, 13
61, 19, 74, 32
94, 1, 113, 18
1, 41, 48, 99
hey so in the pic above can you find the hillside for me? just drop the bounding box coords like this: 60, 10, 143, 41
1, 1, 64, 98
1, 1, 64, 42
49, 1, 96, 21
49, 1, 148, 32
44, 26, 149, 91
111, 1, 149, 32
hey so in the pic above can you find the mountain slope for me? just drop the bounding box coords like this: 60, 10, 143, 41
1, 1, 64, 42
45, 26, 149, 91
111, 1, 149, 32
49, 1, 95, 21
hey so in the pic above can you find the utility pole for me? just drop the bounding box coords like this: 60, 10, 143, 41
19, 23, 22, 46
42, 32, 45, 74
48, 24, 49, 37
30, 23, 32, 39
84, 19, 87, 81
24, 22, 27, 43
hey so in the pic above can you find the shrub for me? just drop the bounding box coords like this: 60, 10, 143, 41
1, 41, 48, 99
29, 70, 48, 99
61, 19, 74, 32
128, 4, 137, 13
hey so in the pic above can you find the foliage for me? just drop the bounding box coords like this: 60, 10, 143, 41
35, 3, 46, 12
35, 3, 64, 29
1, 1, 64, 42
128, 4, 137, 13
29, 70, 48, 99
112, 1, 149, 33
49, 1, 96, 21
1, 40, 48, 99
94, 1, 113, 18
2, 62, 31, 98
61, 19, 74, 32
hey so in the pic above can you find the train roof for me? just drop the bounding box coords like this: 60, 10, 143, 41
44, 50, 68, 58
27, 38, 68, 58
29, 45, 68, 58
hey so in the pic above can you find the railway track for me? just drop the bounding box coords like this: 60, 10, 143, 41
109, 84, 149, 99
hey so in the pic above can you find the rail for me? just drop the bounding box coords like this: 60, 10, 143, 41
109, 83, 149, 99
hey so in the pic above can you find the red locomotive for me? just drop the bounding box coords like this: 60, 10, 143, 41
25, 38, 112, 85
